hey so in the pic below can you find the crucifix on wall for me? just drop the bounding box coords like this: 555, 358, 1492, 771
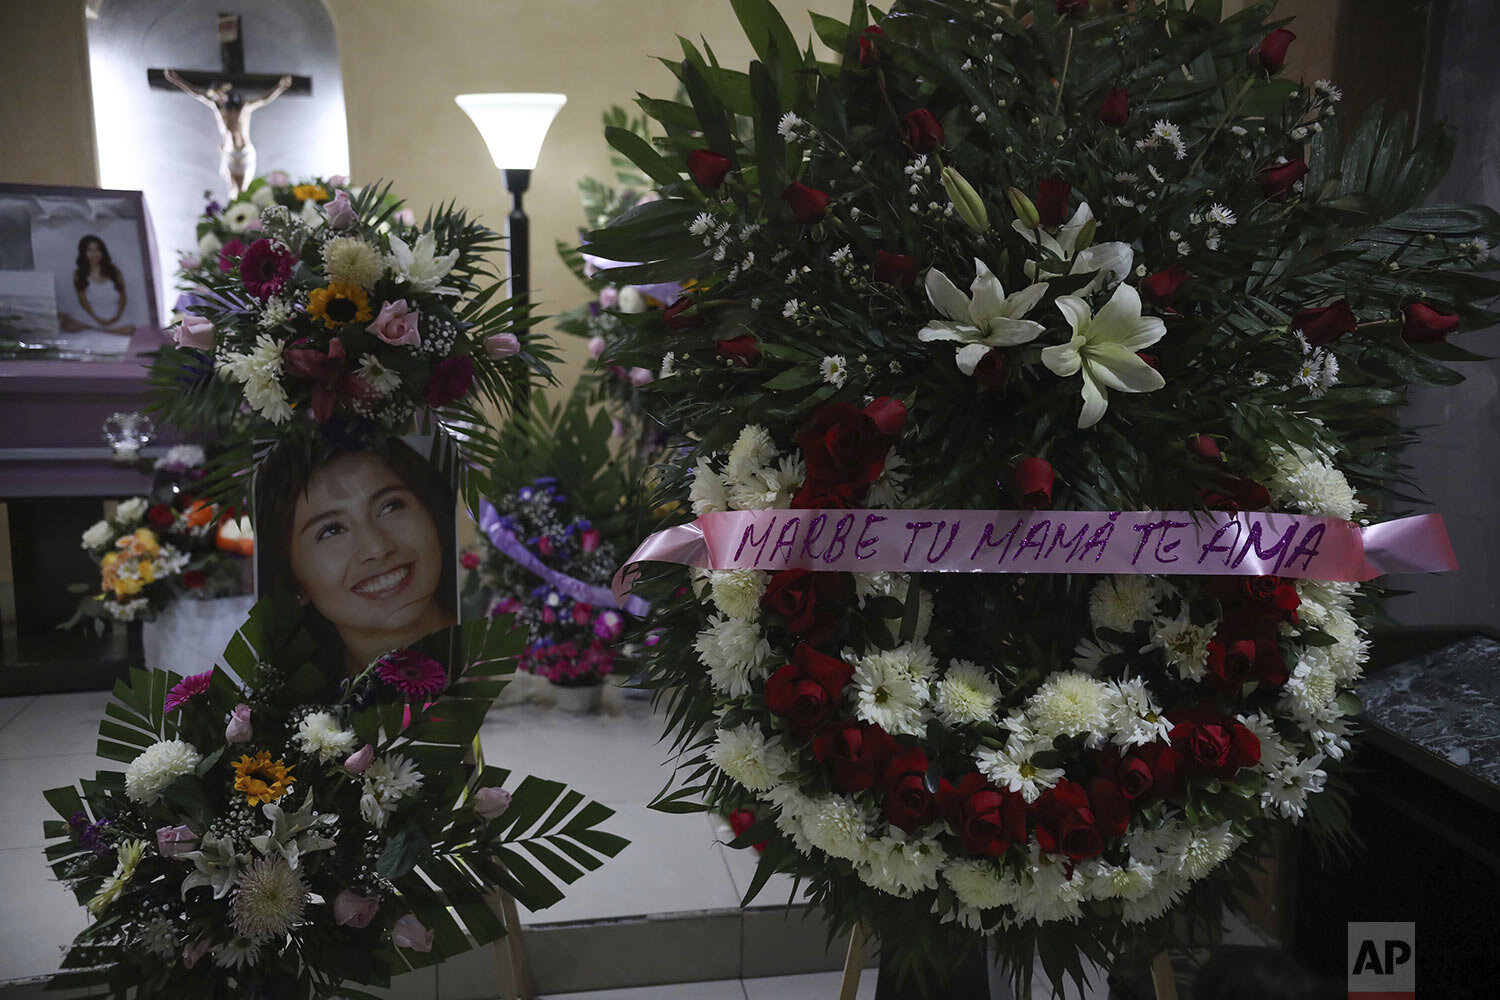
147, 13, 312, 199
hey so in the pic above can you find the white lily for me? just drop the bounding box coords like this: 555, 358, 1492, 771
386, 231, 459, 295
917, 259, 1049, 375
1013, 201, 1134, 293
1041, 282, 1166, 428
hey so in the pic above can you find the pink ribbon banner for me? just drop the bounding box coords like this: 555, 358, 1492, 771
612, 508, 1457, 603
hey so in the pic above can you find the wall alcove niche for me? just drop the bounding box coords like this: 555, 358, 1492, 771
85, 0, 350, 316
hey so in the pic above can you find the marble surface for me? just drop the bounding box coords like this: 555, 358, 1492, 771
1359, 635, 1500, 791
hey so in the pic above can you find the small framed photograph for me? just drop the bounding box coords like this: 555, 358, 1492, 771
254, 438, 461, 679
0, 183, 161, 361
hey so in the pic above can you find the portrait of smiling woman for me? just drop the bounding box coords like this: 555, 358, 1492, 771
258, 440, 458, 677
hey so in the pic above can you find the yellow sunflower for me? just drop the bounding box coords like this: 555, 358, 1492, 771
292, 183, 330, 203
232, 750, 296, 806
306, 282, 374, 328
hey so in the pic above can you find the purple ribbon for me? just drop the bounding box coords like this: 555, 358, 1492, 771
479, 501, 650, 617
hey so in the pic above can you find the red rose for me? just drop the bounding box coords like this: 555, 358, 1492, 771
1097, 749, 1157, 801
1168, 702, 1260, 779
727, 807, 768, 851
789, 479, 859, 510
146, 503, 174, 529
661, 296, 703, 330
182, 569, 207, 589
936, 773, 1027, 858
716, 334, 761, 368
1206, 637, 1257, 693
904, 108, 945, 153
687, 149, 733, 190
813, 721, 896, 791
1294, 300, 1357, 347
882, 746, 938, 832
765, 643, 854, 734
1036, 179, 1072, 228
1013, 457, 1054, 509
1250, 27, 1296, 74
1403, 302, 1460, 344
1034, 779, 1127, 860
1187, 434, 1222, 462
1143, 265, 1190, 307
873, 250, 918, 286
760, 569, 849, 645
1257, 159, 1309, 199
1200, 477, 1270, 512
796, 398, 906, 493
973, 350, 1006, 387
782, 181, 831, 224
1097, 87, 1129, 128
1130, 742, 1184, 798
858, 25, 883, 68
1210, 575, 1300, 624
424, 356, 475, 407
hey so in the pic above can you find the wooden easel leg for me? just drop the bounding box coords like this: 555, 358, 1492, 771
1150, 951, 1178, 1000
486, 888, 532, 1000
839, 923, 869, 1000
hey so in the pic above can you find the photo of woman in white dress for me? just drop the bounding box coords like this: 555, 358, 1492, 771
59, 234, 135, 336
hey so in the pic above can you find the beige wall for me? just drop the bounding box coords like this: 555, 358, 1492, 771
0, 1, 97, 187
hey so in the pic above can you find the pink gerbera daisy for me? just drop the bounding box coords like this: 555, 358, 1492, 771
375, 649, 448, 699
164, 671, 213, 713
240, 238, 294, 300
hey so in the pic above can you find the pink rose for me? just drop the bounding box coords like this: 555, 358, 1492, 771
367, 299, 422, 348
182, 939, 211, 969
324, 189, 357, 230
333, 889, 380, 928
156, 824, 198, 858
172, 317, 215, 350
580, 528, 602, 553
483, 333, 520, 359
473, 786, 512, 820
588, 335, 608, 358
345, 743, 375, 775
328, 174, 349, 188
264, 170, 291, 187
178, 253, 201, 270
392, 914, 434, 952
225, 703, 253, 743
598, 287, 619, 310
628, 366, 654, 387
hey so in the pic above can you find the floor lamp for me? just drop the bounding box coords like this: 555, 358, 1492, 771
455, 93, 567, 307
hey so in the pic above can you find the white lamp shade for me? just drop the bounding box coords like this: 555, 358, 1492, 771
455, 93, 568, 171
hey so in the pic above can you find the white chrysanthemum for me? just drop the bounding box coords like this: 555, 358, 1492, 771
1321, 610, 1369, 681
1282, 656, 1339, 725
821, 354, 848, 387
1104, 677, 1172, 747
1025, 672, 1109, 740
224, 335, 293, 423
726, 461, 793, 511
1164, 821, 1241, 881
115, 497, 148, 524
140, 916, 178, 958
851, 650, 929, 737
257, 296, 292, 329
708, 569, 767, 620
943, 858, 1020, 911
322, 236, 384, 289
1270, 445, 1365, 520
1309, 716, 1353, 760
359, 789, 389, 829
82, 519, 114, 550
294, 711, 357, 763
934, 659, 1002, 727
694, 615, 771, 697
802, 795, 869, 862
214, 936, 263, 970
765, 785, 816, 855
1261, 754, 1328, 819
1082, 858, 1157, 901
1089, 576, 1155, 633
365, 754, 424, 806
125, 739, 203, 804
866, 450, 910, 508
689, 458, 729, 515
1146, 615, 1215, 682
859, 834, 943, 897
222, 201, 260, 231
708, 725, 793, 792
1122, 872, 1186, 924
356, 355, 403, 395
1012, 851, 1086, 924
231, 855, 308, 939
1239, 712, 1294, 773
725, 424, 778, 483
975, 736, 1064, 803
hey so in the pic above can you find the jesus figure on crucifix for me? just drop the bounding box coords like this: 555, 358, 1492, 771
162, 69, 293, 199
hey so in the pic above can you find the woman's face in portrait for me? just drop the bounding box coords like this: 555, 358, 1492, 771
84, 240, 102, 269
288, 451, 444, 640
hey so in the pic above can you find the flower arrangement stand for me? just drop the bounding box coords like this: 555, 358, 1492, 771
488, 885, 533, 1000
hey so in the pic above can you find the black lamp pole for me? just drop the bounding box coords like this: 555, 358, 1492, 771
504, 168, 531, 306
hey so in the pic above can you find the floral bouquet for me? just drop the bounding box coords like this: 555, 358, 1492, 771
66, 445, 252, 626
42, 595, 625, 999
150, 176, 553, 506
554, 106, 684, 461
585, 0, 1498, 991
462, 390, 647, 688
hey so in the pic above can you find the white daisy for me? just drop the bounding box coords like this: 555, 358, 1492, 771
975, 735, 1065, 803
820, 354, 848, 387
850, 649, 929, 736
1261, 754, 1327, 819
356, 356, 403, 395
1103, 677, 1172, 747
776, 112, 803, 138
689, 212, 714, 236
365, 754, 424, 806
1206, 204, 1237, 227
